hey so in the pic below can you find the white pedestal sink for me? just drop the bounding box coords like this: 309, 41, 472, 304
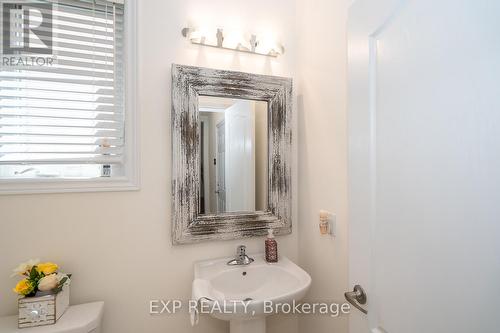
192, 254, 311, 333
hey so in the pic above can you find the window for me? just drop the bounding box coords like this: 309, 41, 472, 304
0, 0, 137, 193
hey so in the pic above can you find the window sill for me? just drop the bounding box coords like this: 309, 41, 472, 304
0, 177, 140, 195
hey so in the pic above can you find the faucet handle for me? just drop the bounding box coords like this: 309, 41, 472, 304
236, 245, 246, 257
227, 245, 254, 266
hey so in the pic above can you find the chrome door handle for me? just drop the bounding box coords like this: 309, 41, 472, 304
344, 285, 368, 314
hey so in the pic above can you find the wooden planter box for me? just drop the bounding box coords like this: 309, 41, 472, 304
18, 285, 69, 328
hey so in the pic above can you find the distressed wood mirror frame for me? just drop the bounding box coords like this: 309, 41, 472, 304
171, 64, 292, 244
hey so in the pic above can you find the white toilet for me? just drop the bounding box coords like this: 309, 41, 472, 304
0, 302, 104, 333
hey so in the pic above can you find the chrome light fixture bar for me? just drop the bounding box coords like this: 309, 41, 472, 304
181, 27, 285, 57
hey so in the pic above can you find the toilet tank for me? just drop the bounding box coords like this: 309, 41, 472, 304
0, 302, 104, 333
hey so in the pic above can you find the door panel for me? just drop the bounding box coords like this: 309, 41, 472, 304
216, 120, 226, 213
224, 101, 256, 212
348, 1, 500, 332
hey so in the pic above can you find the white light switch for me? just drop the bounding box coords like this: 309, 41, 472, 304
330, 214, 336, 237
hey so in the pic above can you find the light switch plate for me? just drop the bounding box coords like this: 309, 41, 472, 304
330, 215, 337, 237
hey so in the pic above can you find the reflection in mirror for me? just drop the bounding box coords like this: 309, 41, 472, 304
198, 96, 268, 215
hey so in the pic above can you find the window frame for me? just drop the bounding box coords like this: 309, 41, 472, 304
0, 0, 139, 195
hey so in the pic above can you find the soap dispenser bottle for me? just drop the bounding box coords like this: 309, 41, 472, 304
265, 229, 278, 263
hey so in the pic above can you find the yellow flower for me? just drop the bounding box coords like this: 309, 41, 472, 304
13, 279, 34, 296
37, 262, 58, 275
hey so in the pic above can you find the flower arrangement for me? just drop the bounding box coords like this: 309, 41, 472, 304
11, 259, 71, 297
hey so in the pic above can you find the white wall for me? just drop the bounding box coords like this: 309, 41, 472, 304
0, 1, 299, 333
0, 0, 353, 332
255, 102, 268, 212
296, 0, 351, 332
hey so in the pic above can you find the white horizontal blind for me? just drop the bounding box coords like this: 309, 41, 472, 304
0, 0, 125, 179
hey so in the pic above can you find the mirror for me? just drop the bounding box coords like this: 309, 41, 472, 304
198, 96, 268, 215
172, 64, 292, 244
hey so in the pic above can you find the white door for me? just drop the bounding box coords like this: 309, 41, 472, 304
348, 1, 500, 333
224, 101, 256, 212
216, 120, 226, 213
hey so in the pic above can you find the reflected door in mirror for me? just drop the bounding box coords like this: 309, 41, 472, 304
216, 120, 226, 212
198, 96, 268, 215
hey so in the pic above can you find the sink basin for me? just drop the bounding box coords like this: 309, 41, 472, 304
192, 254, 311, 333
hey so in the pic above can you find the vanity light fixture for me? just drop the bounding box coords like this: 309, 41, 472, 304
181, 27, 285, 57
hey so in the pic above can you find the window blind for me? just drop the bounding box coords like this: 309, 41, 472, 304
0, 0, 125, 178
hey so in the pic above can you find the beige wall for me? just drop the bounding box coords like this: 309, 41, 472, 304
296, 0, 350, 332
0, 1, 299, 333
0, 0, 352, 332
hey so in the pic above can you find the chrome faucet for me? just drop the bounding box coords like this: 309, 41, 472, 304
227, 245, 254, 266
